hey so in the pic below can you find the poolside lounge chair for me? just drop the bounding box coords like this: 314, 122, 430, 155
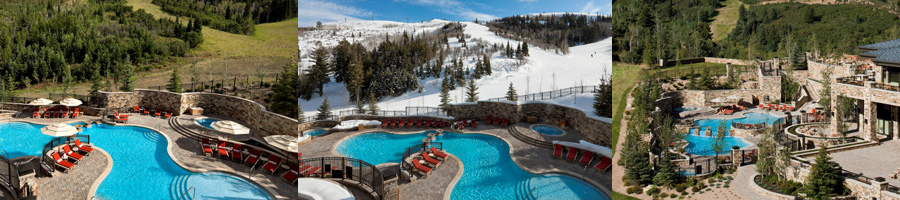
43, 109, 51, 118
264, 156, 282, 175
406, 119, 414, 127
52, 152, 74, 173
154, 109, 161, 117
143, 107, 151, 115
113, 114, 128, 123
416, 119, 423, 127
423, 119, 432, 128
594, 156, 611, 173
553, 144, 563, 159
412, 159, 432, 175
164, 110, 172, 119
61, 110, 69, 118
244, 148, 261, 166
723, 109, 734, 115
501, 119, 509, 127
63, 145, 84, 162
73, 139, 93, 156
231, 143, 243, 162
133, 106, 141, 113
200, 138, 213, 156
301, 166, 322, 177
382, 120, 389, 128
486, 116, 493, 124
441, 121, 448, 127
566, 147, 578, 162
216, 141, 229, 158
397, 119, 405, 128
71, 108, 80, 118
54, 110, 61, 118
32, 108, 39, 118
282, 164, 300, 185
430, 147, 448, 159
422, 152, 441, 166
580, 151, 594, 166
470, 120, 477, 128
493, 118, 501, 125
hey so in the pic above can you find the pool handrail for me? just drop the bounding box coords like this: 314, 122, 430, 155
178, 187, 196, 200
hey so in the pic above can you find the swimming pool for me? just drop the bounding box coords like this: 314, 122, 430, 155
674, 107, 698, 112
196, 118, 219, 129
683, 134, 749, 156
677, 171, 696, 177
0, 122, 272, 199
303, 129, 327, 137
336, 131, 608, 200
531, 125, 563, 136
690, 112, 785, 136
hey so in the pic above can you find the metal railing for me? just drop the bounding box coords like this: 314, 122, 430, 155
399, 142, 443, 178
303, 106, 449, 123
41, 135, 92, 171
873, 82, 900, 92
487, 85, 600, 101
836, 76, 872, 86
179, 187, 196, 199
299, 157, 384, 197
0, 154, 19, 200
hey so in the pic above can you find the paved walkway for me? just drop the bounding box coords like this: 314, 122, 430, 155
397, 155, 461, 200
36, 147, 109, 200
733, 164, 770, 200
831, 140, 900, 186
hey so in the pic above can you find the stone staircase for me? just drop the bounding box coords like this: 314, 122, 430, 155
507, 126, 553, 149
168, 116, 202, 140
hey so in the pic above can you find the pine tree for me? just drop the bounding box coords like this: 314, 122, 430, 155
595, 76, 612, 117
89, 69, 103, 103
465, 78, 479, 102
367, 93, 379, 115
298, 101, 305, 123
119, 63, 135, 92
440, 77, 451, 109
473, 59, 483, 79
653, 155, 676, 187
516, 43, 522, 58
505, 82, 518, 102
805, 145, 841, 199
167, 68, 182, 93
522, 41, 529, 56
316, 97, 332, 120
309, 45, 331, 96
483, 54, 492, 76
270, 60, 300, 118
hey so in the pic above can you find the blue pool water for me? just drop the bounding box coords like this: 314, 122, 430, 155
531, 125, 563, 136
196, 118, 219, 129
674, 107, 698, 112
336, 131, 608, 200
677, 171, 696, 177
683, 113, 781, 156
0, 122, 271, 200
683, 134, 750, 156
303, 129, 327, 137
690, 112, 785, 136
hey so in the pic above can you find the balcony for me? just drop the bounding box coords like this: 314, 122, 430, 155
873, 82, 900, 93
836, 76, 871, 87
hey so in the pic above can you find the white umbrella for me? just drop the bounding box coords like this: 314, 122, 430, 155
211, 120, 250, 135
264, 135, 299, 153
28, 98, 53, 105
727, 95, 741, 100
710, 97, 728, 103
58, 98, 82, 107
41, 123, 78, 137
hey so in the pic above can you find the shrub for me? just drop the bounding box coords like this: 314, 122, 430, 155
675, 183, 687, 192
681, 191, 688, 195
687, 177, 696, 186
627, 185, 642, 194
646, 186, 659, 196
692, 186, 701, 192
670, 193, 677, 198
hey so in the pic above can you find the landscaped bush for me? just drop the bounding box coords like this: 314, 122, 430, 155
646, 186, 659, 196
676, 183, 687, 192
627, 185, 642, 194
755, 174, 802, 195
670, 193, 677, 198
692, 186, 701, 192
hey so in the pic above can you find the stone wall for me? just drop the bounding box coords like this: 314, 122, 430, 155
808, 60, 853, 79
298, 120, 339, 132
447, 101, 520, 122
660, 57, 755, 67
843, 178, 900, 200
759, 70, 783, 104
99, 90, 298, 137
806, 79, 824, 102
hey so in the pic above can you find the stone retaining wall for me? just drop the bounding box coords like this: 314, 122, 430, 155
99, 90, 297, 137
844, 178, 900, 200
660, 57, 755, 67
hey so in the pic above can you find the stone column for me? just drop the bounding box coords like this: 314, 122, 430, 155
726, 63, 733, 79
873, 177, 888, 192
864, 81, 877, 141
731, 146, 741, 168
784, 111, 792, 127
894, 106, 899, 140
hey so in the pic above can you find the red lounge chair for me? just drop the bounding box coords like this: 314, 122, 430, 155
594, 156, 611, 173
501, 119, 509, 127
217, 141, 229, 158
412, 159, 432, 174
723, 109, 734, 115
397, 119, 404, 128
416, 120, 423, 127
32, 108, 39, 118
143, 107, 151, 115
493, 118, 501, 125
63, 145, 84, 161
54, 111, 61, 118
60, 110, 68, 118
114, 110, 128, 118
231, 143, 243, 162
301, 166, 322, 177
133, 106, 141, 113
43, 109, 51, 118
759, 104, 764, 109
580, 151, 594, 166
72, 108, 80, 118
52, 152, 74, 173
430, 147, 448, 159
422, 153, 441, 165
486, 116, 493, 124
298, 164, 313, 174
423, 119, 432, 127
164, 110, 173, 118
382, 120, 389, 128
154, 109, 161, 117
430, 120, 438, 127
73, 139, 93, 156
264, 156, 282, 175
471, 120, 477, 128
200, 138, 213, 156
566, 147, 578, 162
553, 144, 563, 159
245, 148, 261, 166
406, 120, 414, 127
282, 165, 300, 185
114, 114, 128, 123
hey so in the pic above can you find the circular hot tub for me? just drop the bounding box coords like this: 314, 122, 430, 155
531, 125, 565, 136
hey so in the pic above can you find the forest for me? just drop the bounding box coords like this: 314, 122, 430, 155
486, 13, 611, 54
614, 0, 900, 65
0, 0, 202, 96
152, 0, 297, 35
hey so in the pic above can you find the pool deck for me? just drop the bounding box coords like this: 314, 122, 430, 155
35, 146, 110, 200
830, 140, 900, 186
299, 124, 612, 199
4, 114, 296, 200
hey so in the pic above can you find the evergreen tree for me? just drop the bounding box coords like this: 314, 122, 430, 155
347, 56, 364, 103
315, 97, 332, 120
516, 43, 522, 59
595, 76, 612, 117
89, 69, 103, 104
819, 65, 833, 114
522, 41, 530, 56
309, 45, 331, 96
119, 64, 135, 92
167, 68, 182, 92
473, 59, 483, 79
298, 102, 305, 123
440, 77, 451, 109
623, 111, 653, 184
465, 78, 479, 102
483, 54, 492, 76
270, 61, 300, 118
653, 155, 676, 187
805, 145, 841, 199
505, 82, 518, 102
367, 93, 379, 115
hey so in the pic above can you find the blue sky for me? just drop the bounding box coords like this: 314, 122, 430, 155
298, 0, 611, 27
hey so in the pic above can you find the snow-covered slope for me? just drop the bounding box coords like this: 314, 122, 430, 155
298, 19, 611, 118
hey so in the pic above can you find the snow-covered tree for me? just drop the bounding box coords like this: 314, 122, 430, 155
315, 97, 332, 120
506, 82, 518, 102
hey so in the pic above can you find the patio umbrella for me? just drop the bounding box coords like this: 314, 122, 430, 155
727, 95, 741, 101
41, 123, 78, 137
28, 98, 53, 105
264, 135, 298, 153
58, 98, 82, 107
208, 120, 251, 141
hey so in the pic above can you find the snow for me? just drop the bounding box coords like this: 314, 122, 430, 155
297, 178, 355, 200
553, 140, 612, 158
298, 18, 611, 121
332, 120, 382, 130
528, 93, 612, 123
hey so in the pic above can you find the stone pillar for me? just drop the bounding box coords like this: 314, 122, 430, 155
726, 63, 733, 79
893, 106, 899, 140
731, 146, 741, 168
873, 177, 888, 192
784, 111, 792, 127
800, 110, 807, 123
864, 81, 877, 141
